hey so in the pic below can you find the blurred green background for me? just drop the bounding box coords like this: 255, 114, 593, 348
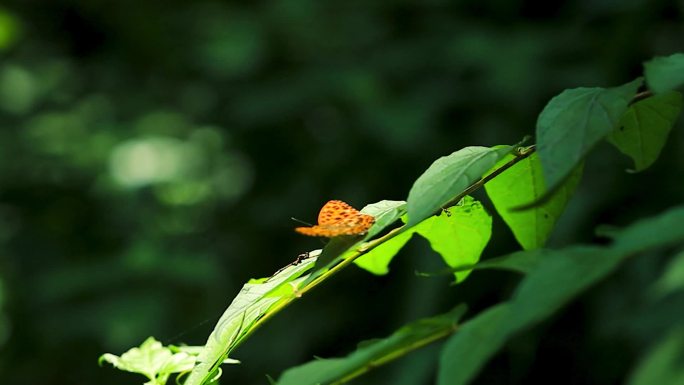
0, 1, 682, 384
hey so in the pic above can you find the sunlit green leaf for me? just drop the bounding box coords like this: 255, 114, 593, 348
277, 305, 467, 385
360, 200, 406, 239
354, 229, 413, 275
644, 53, 684, 93
608, 91, 683, 172
99, 337, 195, 384
356, 197, 491, 281
406, 146, 512, 226
304, 236, 364, 285
415, 196, 492, 282
485, 152, 583, 249
170, 345, 241, 365
185, 256, 318, 385
536, 79, 641, 191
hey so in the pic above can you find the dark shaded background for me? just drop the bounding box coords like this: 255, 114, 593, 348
0, 1, 682, 384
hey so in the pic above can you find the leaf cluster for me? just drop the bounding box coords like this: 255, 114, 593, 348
101, 53, 684, 385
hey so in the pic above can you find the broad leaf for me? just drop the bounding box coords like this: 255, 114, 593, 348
361, 200, 406, 239
276, 305, 467, 385
536, 79, 641, 191
439, 247, 624, 385
608, 91, 683, 172
438, 304, 512, 385
415, 196, 492, 282
644, 53, 684, 93
453, 249, 547, 275
185, 256, 318, 385
356, 196, 491, 282
611, 205, 684, 254
354, 229, 413, 275
100, 337, 195, 385
485, 152, 583, 249
508, 247, 623, 328
438, 205, 684, 385
418, 248, 553, 278
406, 146, 511, 226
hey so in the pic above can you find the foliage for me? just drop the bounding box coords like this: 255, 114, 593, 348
96, 52, 684, 385
2, 3, 684, 385
277, 305, 467, 385
100, 337, 239, 385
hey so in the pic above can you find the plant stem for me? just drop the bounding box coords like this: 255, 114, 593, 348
331, 323, 459, 385
230, 145, 536, 356
440, 145, 535, 210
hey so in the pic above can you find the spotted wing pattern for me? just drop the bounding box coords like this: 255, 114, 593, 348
295, 200, 375, 237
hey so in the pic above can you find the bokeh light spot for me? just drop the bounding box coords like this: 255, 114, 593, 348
0, 65, 36, 114
109, 137, 202, 188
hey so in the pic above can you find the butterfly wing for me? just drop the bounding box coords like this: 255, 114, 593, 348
317, 200, 359, 226
296, 200, 375, 237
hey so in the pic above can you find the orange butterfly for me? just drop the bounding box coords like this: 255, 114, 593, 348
295, 200, 375, 237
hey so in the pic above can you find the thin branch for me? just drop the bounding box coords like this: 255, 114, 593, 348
331, 323, 460, 385
440, 145, 536, 211
228, 145, 537, 356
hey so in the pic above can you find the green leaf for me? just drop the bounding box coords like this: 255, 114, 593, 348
628, 327, 684, 385
438, 303, 512, 385
611, 205, 684, 254
608, 91, 683, 172
100, 337, 195, 384
276, 305, 467, 385
406, 146, 512, 226
415, 196, 492, 282
644, 53, 684, 94
418, 249, 548, 278
650, 250, 684, 298
439, 247, 623, 385
438, 205, 684, 385
485, 152, 583, 249
303, 236, 364, 285
469, 249, 547, 274
354, 228, 413, 275
536, 78, 641, 191
170, 345, 241, 365
356, 197, 491, 282
360, 200, 407, 239
508, 247, 623, 328
185, 257, 317, 385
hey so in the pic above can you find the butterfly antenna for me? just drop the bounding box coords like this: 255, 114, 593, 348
291, 217, 313, 226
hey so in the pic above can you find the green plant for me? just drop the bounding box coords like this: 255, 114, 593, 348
101, 52, 684, 385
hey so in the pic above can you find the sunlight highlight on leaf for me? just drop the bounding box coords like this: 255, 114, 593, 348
485, 152, 583, 249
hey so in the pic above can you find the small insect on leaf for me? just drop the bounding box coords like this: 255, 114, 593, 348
295, 200, 375, 237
